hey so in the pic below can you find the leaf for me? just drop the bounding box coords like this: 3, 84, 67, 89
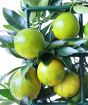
76, 46, 86, 53
66, 38, 86, 46
62, 57, 73, 70
50, 40, 66, 49
21, 62, 33, 77
0, 100, 14, 105
73, 5, 88, 14
3, 25, 19, 32
56, 46, 79, 56
0, 89, 14, 101
0, 34, 14, 48
3, 8, 26, 29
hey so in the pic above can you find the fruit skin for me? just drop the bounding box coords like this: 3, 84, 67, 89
52, 12, 80, 40
53, 71, 80, 98
10, 68, 41, 100
84, 23, 88, 37
14, 28, 45, 59
37, 59, 65, 86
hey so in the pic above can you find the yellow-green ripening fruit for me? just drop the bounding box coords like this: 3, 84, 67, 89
10, 68, 41, 100
14, 28, 45, 59
52, 12, 80, 40
53, 71, 80, 98
37, 59, 65, 86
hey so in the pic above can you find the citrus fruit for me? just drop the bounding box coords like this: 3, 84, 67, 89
84, 23, 88, 37
52, 12, 80, 40
10, 68, 41, 100
37, 59, 65, 86
14, 28, 45, 59
53, 71, 80, 98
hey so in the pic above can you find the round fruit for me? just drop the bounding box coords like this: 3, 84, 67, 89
14, 28, 45, 59
84, 23, 88, 37
10, 68, 41, 100
53, 71, 80, 98
52, 12, 80, 40
37, 59, 65, 86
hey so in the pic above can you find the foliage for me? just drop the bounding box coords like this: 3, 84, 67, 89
0, 0, 88, 105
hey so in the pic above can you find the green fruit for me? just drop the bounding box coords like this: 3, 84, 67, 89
52, 12, 80, 40
10, 68, 41, 100
37, 59, 65, 86
14, 28, 45, 59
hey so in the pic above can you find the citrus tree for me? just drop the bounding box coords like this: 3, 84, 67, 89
0, 0, 88, 105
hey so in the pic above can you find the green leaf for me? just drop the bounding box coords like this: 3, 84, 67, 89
3, 8, 26, 29
66, 38, 86, 46
3, 25, 19, 32
76, 46, 86, 53
56, 46, 79, 56
21, 62, 33, 77
0, 89, 14, 101
50, 40, 66, 49
0, 100, 14, 105
73, 5, 88, 14
0, 35, 14, 48
61, 57, 73, 71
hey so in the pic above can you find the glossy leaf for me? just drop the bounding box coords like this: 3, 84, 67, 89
76, 46, 86, 53
0, 35, 14, 48
3, 8, 26, 29
56, 46, 79, 56
66, 38, 86, 46
62, 57, 72, 70
50, 40, 66, 49
3, 24, 19, 32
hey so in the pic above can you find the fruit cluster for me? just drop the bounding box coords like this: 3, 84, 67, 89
10, 12, 81, 102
